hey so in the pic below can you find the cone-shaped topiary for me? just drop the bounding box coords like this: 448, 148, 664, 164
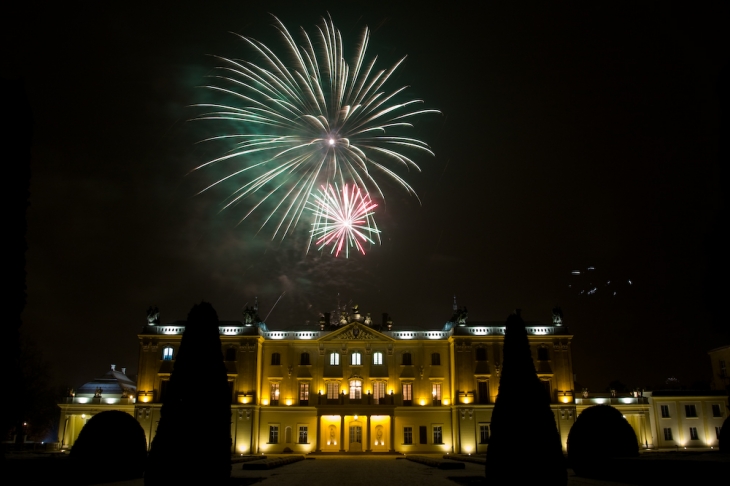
568, 404, 639, 476
145, 302, 231, 486
720, 415, 729, 453
70, 410, 147, 484
485, 311, 567, 485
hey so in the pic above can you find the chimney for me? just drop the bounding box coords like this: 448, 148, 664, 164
111, 364, 116, 371
122, 368, 127, 375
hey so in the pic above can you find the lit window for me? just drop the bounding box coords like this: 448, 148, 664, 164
373, 381, 386, 404
685, 405, 697, 418
663, 428, 673, 441
402, 353, 412, 365
689, 427, 699, 440
402, 383, 412, 406
661, 405, 670, 418
432, 383, 442, 405
433, 425, 443, 444
271, 353, 281, 366
403, 427, 413, 445
479, 424, 490, 444
431, 353, 440, 366
351, 352, 361, 366
711, 404, 722, 417
476, 347, 487, 361
162, 347, 174, 361
270, 382, 280, 406
326, 382, 339, 400
373, 352, 383, 365
300, 353, 310, 365
269, 425, 279, 443
349, 379, 362, 400
299, 383, 309, 405
298, 426, 308, 444
330, 352, 340, 366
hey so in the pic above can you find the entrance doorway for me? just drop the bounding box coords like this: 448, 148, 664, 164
349, 425, 362, 452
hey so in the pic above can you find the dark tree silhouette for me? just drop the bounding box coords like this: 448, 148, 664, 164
145, 302, 231, 485
6, 333, 57, 444
567, 404, 639, 476
485, 310, 567, 485
2, 78, 33, 451
70, 410, 147, 484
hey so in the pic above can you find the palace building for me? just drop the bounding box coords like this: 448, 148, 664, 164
57, 301, 727, 453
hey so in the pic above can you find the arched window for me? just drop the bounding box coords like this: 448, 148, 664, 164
373, 352, 383, 365
225, 348, 236, 361
349, 379, 362, 399
271, 353, 281, 366
402, 353, 412, 366
301, 352, 310, 365
431, 353, 441, 366
476, 347, 487, 361
351, 352, 361, 366
537, 347, 549, 361
162, 347, 174, 361
330, 352, 340, 366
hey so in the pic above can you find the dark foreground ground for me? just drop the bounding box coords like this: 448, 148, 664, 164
3, 452, 728, 485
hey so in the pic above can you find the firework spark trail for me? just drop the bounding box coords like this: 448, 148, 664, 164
308, 183, 380, 258
190, 15, 438, 241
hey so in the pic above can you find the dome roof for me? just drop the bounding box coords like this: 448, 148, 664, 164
76, 365, 136, 397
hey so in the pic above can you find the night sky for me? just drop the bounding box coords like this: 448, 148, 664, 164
7, 2, 729, 393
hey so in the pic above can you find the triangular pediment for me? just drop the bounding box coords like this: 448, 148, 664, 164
320, 323, 394, 342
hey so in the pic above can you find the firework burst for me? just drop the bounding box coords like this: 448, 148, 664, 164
308, 183, 380, 258
190, 14, 438, 240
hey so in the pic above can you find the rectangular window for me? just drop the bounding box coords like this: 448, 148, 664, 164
433, 425, 443, 444
269, 425, 279, 443
712, 404, 722, 417
270, 382, 280, 405
402, 353, 412, 365
351, 352, 361, 366
403, 427, 413, 445
689, 427, 698, 440
432, 383, 442, 405
162, 347, 174, 361
717, 427, 722, 440
373, 352, 383, 365
431, 353, 441, 366
327, 382, 339, 400
373, 381, 386, 404
402, 383, 412, 406
661, 405, 670, 418
478, 381, 490, 404
299, 382, 309, 405
685, 404, 698, 418
720, 360, 727, 377
663, 428, 673, 441
330, 352, 340, 366
300, 353, 310, 365
298, 426, 308, 444
419, 426, 427, 444
271, 353, 280, 365
479, 424, 490, 444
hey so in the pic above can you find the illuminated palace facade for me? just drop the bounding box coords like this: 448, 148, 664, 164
58, 303, 728, 453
